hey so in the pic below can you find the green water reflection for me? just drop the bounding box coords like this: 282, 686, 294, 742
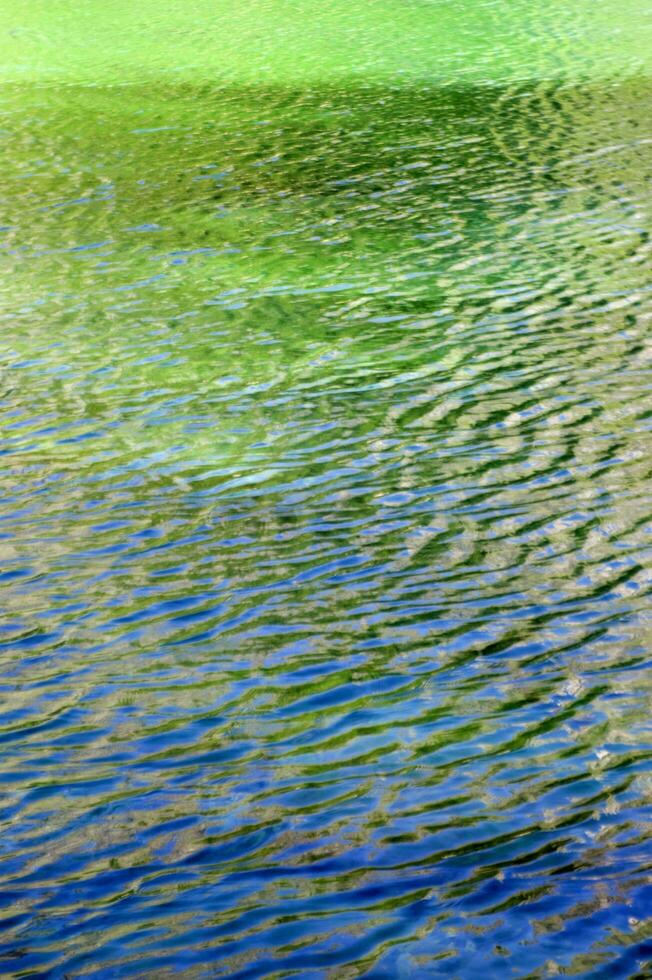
1, 4, 652, 977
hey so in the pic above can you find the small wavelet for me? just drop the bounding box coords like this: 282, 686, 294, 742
0, 16, 652, 979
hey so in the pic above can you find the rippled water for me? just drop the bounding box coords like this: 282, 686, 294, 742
2, 2, 652, 976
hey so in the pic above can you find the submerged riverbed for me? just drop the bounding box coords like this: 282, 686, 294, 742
1, 1, 652, 976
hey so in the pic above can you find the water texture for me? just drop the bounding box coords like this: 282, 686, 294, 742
1, 2, 652, 977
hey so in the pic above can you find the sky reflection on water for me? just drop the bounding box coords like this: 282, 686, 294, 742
1, 3, 652, 976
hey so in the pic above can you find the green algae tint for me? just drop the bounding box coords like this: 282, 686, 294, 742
1, 1, 652, 977
2, 0, 652, 84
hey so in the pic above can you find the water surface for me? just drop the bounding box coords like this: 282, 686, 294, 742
1, 2, 652, 976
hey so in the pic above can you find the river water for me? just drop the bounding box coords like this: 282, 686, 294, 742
1, 1, 652, 976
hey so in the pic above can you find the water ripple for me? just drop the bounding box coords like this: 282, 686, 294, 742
0, 45, 652, 980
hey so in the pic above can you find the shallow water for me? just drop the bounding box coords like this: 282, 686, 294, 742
2, 3, 652, 977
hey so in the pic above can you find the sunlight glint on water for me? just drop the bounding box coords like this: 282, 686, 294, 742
1, 1, 652, 976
